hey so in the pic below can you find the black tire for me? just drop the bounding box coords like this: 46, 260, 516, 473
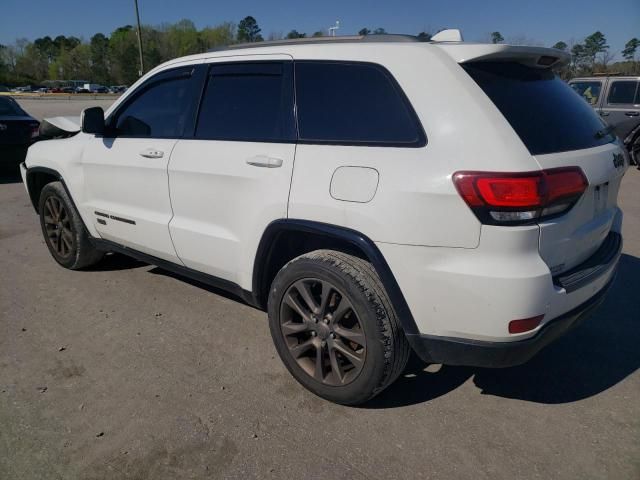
38, 181, 103, 270
268, 250, 410, 405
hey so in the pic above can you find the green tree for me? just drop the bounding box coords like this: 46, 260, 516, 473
90, 33, 110, 84
108, 26, 139, 84
491, 31, 504, 44
417, 31, 432, 42
312, 31, 324, 37
552, 41, 567, 51
237, 16, 263, 43
583, 31, 608, 66
199, 23, 235, 50
622, 38, 639, 61
358, 28, 371, 36
166, 19, 200, 57
286, 30, 306, 39
373, 28, 387, 35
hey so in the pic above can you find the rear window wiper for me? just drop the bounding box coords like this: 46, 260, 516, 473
595, 124, 615, 139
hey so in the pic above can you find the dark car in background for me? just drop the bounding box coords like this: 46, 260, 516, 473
0, 96, 39, 167
570, 76, 640, 166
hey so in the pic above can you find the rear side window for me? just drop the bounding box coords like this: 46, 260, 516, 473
195, 62, 296, 142
463, 62, 614, 155
113, 67, 199, 138
295, 62, 425, 147
606, 80, 639, 105
570, 81, 602, 106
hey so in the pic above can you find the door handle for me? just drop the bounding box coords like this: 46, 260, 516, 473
625, 111, 639, 117
599, 111, 610, 116
246, 155, 283, 168
139, 148, 164, 159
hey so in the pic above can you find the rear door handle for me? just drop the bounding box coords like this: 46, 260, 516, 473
625, 111, 639, 117
246, 155, 283, 168
599, 111, 610, 117
139, 148, 164, 159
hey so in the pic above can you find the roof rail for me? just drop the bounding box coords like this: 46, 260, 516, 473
209, 34, 420, 52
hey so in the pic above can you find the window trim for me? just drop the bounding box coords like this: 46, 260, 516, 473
294, 60, 427, 148
192, 60, 297, 144
105, 65, 205, 140
606, 80, 640, 106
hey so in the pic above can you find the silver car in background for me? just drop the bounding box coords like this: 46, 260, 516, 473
570, 75, 640, 165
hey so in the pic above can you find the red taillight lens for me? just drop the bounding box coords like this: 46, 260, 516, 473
30, 124, 39, 139
475, 175, 543, 207
453, 167, 587, 225
508, 315, 544, 334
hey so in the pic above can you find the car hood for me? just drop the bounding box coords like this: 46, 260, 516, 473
39, 116, 81, 138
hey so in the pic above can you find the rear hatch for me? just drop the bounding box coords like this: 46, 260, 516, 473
441, 44, 626, 274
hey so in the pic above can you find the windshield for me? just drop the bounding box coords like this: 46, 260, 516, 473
0, 97, 26, 116
463, 62, 615, 155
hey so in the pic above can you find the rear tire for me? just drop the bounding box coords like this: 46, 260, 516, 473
268, 250, 410, 405
38, 181, 103, 270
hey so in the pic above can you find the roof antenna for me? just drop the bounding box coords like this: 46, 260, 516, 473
328, 20, 340, 37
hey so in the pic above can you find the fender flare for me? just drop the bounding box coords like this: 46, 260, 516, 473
24, 165, 64, 212
252, 219, 420, 336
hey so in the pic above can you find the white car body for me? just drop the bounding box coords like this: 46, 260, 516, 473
21, 35, 626, 368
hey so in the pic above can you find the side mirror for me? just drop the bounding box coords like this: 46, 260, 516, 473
81, 107, 105, 135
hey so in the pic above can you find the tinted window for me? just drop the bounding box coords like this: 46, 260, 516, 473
570, 81, 602, 106
0, 97, 25, 116
195, 62, 295, 142
607, 80, 639, 105
114, 68, 198, 138
464, 62, 614, 155
295, 62, 425, 146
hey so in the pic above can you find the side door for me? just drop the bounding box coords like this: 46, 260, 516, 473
168, 56, 296, 287
600, 78, 640, 126
81, 65, 204, 262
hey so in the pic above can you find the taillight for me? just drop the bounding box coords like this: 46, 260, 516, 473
30, 123, 39, 139
452, 167, 587, 225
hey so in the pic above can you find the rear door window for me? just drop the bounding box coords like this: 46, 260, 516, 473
606, 80, 639, 105
195, 62, 296, 142
570, 81, 602, 106
294, 61, 425, 147
463, 62, 614, 155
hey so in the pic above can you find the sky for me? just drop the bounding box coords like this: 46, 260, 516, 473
1, 0, 638, 56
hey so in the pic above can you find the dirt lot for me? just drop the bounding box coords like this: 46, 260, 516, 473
1, 99, 639, 479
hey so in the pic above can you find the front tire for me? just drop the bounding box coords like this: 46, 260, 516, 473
268, 250, 410, 405
38, 181, 103, 270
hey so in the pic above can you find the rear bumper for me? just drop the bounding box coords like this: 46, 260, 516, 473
407, 276, 614, 367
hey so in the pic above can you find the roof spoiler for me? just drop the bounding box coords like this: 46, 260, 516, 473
434, 43, 571, 69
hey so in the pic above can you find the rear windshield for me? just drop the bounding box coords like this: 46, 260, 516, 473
0, 97, 25, 116
463, 62, 614, 155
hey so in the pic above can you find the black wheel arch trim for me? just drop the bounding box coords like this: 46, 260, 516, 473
24, 165, 93, 234
252, 219, 420, 336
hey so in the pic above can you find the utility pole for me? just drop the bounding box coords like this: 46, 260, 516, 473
134, 0, 144, 76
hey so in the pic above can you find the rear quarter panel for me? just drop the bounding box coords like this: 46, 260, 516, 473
288, 44, 541, 247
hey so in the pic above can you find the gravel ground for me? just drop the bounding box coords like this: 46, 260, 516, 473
1, 103, 639, 479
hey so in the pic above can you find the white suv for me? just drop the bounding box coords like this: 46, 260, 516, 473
21, 33, 626, 405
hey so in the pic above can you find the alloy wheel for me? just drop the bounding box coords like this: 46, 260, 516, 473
279, 278, 367, 386
43, 196, 74, 258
